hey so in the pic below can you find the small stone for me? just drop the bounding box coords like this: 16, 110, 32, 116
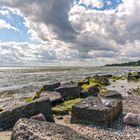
124, 113, 140, 126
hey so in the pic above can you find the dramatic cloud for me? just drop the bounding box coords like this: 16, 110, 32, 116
0, 0, 140, 65
0, 0, 76, 41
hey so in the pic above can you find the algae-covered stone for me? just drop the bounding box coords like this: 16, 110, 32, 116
93, 75, 110, 85
11, 118, 91, 140
71, 97, 122, 127
80, 85, 100, 98
52, 106, 69, 115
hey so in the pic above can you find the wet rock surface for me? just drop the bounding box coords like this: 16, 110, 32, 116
71, 97, 122, 127
0, 97, 54, 130
11, 118, 91, 140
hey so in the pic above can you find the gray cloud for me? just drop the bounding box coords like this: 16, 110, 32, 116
0, 0, 77, 41
0, 0, 140, 66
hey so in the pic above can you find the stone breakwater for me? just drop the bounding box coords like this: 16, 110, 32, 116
0, 72, 140, 139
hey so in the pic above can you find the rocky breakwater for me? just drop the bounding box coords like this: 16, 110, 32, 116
11, 118, 91, 140
71, 96, 122, 127
0, 96, 54, 130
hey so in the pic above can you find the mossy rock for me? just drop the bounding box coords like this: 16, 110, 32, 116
111, 76, 126, 81
24, 97, 33, 102
52, 98, 81, 115
52, 106, 69, 115
24, 91, 41, 103
127, 87, 140, 95
64, 98, 81, 111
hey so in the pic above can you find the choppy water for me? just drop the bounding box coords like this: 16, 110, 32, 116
0, 66, 140, 109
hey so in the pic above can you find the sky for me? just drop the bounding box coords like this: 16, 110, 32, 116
0, 0, 140, 66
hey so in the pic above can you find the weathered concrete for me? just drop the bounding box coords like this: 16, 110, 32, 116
11, 118, 91, 140
71, 97, 122, 127
0, 97, 54, 130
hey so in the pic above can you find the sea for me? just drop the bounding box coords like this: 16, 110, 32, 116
0, 66, 140, 109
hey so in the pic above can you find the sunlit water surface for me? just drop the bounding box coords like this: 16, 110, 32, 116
0, 66, 139, 109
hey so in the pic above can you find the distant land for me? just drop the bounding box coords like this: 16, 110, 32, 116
105, 60, 140, 66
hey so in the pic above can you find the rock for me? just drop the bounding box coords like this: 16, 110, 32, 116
71, 97, 122, 127
0, 97, 54, 130
42, 82, 60, 92
93, 75, 110, 85
11, 118, 90, 140
30, 113, 46, 121
78, 81, 89, 87
124, 113, 140, 126
100, 74, 112, 78
55, 84, 80, 100
52, 107, 69, 116
127, 72, 140, 81
80, 85, 100, 98
99, 90, 123, 99
41, 91, 63, 105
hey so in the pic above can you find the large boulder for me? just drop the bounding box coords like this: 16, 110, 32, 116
124, 113, 140, 126
71, 97, 122, 127
80, 85, 100, 98
0, 97, 54, 130
11, 118, 91, 140
93, 75, 110, 85
42, 82, 60, 92
55, 84, 80, 100
99, 90, 123, 99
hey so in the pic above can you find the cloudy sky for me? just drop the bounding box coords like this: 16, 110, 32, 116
0, 0, 140, 66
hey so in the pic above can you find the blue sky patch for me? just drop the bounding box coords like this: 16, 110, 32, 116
75, 0, 122, 11
0, 7, 38, 44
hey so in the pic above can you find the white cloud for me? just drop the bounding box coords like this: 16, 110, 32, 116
79, 0, 104, 8
0, 19, 19, 31
0, 0, 140, 66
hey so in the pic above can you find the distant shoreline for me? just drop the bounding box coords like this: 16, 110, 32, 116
105, 60, 140, 67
